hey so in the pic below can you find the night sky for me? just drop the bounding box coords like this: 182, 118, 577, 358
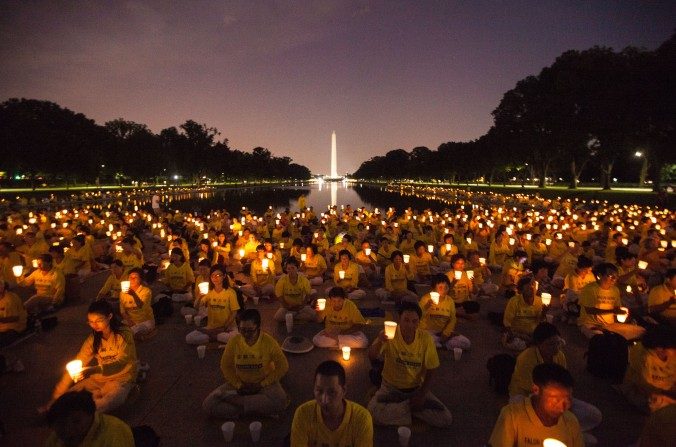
1, 1, 674, 174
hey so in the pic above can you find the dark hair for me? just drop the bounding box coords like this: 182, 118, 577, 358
285, 256, 299, 269
209, 265, 228, 289
390, 250, 403, 261
576, 255, 593, 269
46, 390, 96, 424
315, 360, 346, 386
642, 325, 676, 350
517, 275, 535, 291
413, 240, 426, 251
533, 322, 560, 345
198, 258, 211, 267
87, 300, 123, 354
664, 268, 676, 281
431, 274, 451, 288
397, 301, 422, 319
39, 253, 54, 264
327, 286, 346, 299
450, 254, 465, 265
593, 262, 618, 278
128, 267, 143, 279
122, 236, 136, 246
170, 247, 185, 261
238, 308, 261, 328
338, 249, 352, 260
532, 363, 574, 389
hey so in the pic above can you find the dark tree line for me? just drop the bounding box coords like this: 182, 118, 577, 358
354, 33, 675, 191
0, 100, 311, 187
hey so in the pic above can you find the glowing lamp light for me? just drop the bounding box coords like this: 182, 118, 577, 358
445, 243, 452, 252
300, 253, 307, 262
543, 439, 567, 447
621, 238, 628, 245
12, 265, 23, 277
403, 255, 410, 264
32, 259, 39, 268
338, 270, 345, 280
15, 228, 23, 235
509, 238, 515, 246
317, 298, 326, 311
454, 270, 462, 280
616, 307, 629, 323
430, 292, 440, 305
120, 281, 130, 293
341, 346, 351, 361
239, 248, 245, 259
660, 240, 668, 248
280, 242, 285, 249
626, 285, 632, 293
198, 282, 209, 295
364, 248, 371, 256
427, 245, 434, 253
66, 360, 83, 382
638, 260, 648, 270
384, 321, 397, 339
541, 293, 552, 306
466, 270, 474, 280
545, 239, 552, 246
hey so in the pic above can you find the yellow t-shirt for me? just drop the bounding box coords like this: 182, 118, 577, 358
98, 273, 123, 299
116, 251, 143, 273
509, 347, 567, 398
446, 271, 473, 304
578, 282, 621, 326
119, 285, 154, 325
648, 284, 676, 320
410, 252, 435, 277
220, 332, 288, 388
250, 258, 276, 286
504, 294, 543, 336
45, 412, 135, 447
419, 294, 457, 337
163, 262, 195, 291
22, 268, 65, 304
61, 245, 91, 275
203, 288, 240, 329
333, 262, 360, 289
0, 291, 27, 332
303, 254, 327, 278
381, 328, 440, 390
291, 400, 373, 447
384, 264, 414, 293
488, 396, 583, 447
320, 299, 366, 331
275, 274, 311, 307
555, 252, 578, 278
563, 271, 595, 294
623, 343, 675, 393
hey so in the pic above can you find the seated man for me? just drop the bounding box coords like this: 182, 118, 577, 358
313, 286, 368, 349
619, 325, 675, 413
45, 390, 134, 447
409, 241, 438, 284
95, 259, 124, 303
202, 309, 288, 418
274, 257, 315, 322
292, 360, 373, 447
0, 279, 27, 347
488, 363, 584, 447
367, 301, 453, 428
375, 251, 417, 304
301, 244, 327, 286
561, 255, 595, 322
18, 253, 65, 315
119, 268, 155, 340
241, 244, 276, 301
419, 274, 471, 350
509, 322, 602, 443
502, 276, 546, 351
333, 250, 366, 300
578, 263, 645, 340
446, 254, 480, 316
161, 247, 195, 302
647, 268, 676, 326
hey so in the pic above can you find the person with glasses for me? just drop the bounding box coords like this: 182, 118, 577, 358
202, 309, 288, 418
186, 265, 239, 345
119, 268, 155, 341
39, 301, 137, 414
509, 322, 602, 445
578, 263, 645, 340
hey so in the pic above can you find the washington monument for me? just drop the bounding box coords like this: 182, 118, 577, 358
330, 131, 338, 178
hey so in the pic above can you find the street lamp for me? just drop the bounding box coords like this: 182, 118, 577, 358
634, 151, 647, 187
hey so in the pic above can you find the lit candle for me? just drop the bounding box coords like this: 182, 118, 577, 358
509, 238, 515, 246
638, 260, 648, 270
427, 245, 434, 253
545, 239, 552, 246
120, 281, 130, 293
239, 248, 245, 259
66, 360, 83, 382
12, 265, 23, 277
300, 253, 307, 262
543, 439, 567, 447
541, 293, 552, 306
384, 321, 397, 339
317, 298, 326, 311
279, 242, 285, 249
479, 257, 486, 265
626, 285, 632, 293
198, 282, 209, 295
466, 270, 474, 280
403, 255, 410, 264
430, 292, 440, 305
32, 259, 39, 268
342, 346, 351, 361
445, 243, 451, 252
621, 238, 628, 245
338, 270, 345, 280
364, 248, 372, 256
454, 270, 462, 280
616, 307, 629, 323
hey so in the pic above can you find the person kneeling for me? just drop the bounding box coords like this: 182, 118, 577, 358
291, 360, 373, 447
367, 301, 453, 428
202, 309, 288, 419
313, 287, 368, 349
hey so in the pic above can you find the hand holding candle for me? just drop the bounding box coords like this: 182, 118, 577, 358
12, 265, 23, 277
430, 291, 440, 305
384, 321, 397, 339
616, 307, 629, 323
120, 280, 130, 293
541, 293, 552, 306
66, 360, 83, 382
198, 282, 209, 295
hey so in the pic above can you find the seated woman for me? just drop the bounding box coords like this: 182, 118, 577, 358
561, 255, 595, 321
502, 276, 546, 351
313, 286, 368, 349
240, 245, 276, 301
647, 268, 676, 326
40, 301, 137, 413
0, 279, 27, 347
274, 257, 315, 322
333, 250, 366, 300
212, 231, 232, 267
161, 248, 195, 302
509, 322, 602, 439
500, 250, 528, 295
619, 325, 675, 413
419, 274, 471, 350
18, 253, 65, 315
354, 240, 379, 285
301, 244, 327, 287
376, 251, 417, 304
119, 268, 155, 341
202, 309, 288, 418
446, 254, 480, 316
182, 258, 212, 317
186, 265, 240, 345
409, 240, 439, 284
96, 259, 124, 303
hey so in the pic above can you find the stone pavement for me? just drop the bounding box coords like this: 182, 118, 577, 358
1, 270, 647, 447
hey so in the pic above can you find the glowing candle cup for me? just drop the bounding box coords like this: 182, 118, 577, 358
198, 282, 209, 295
317, 298, 326, 311
403, 255, 410, 264
638, 260, 648, 270
430, 292, 440, 305
342, 346, 351, 361
120, 281, 130, 293
12, 265, 23, 277
466, 270, 474, 280
384, 321, 397, 339
541, 293, 552, 306
338, 271, 345, 280
66, 360, 83, 382
617, 307, 629, 323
